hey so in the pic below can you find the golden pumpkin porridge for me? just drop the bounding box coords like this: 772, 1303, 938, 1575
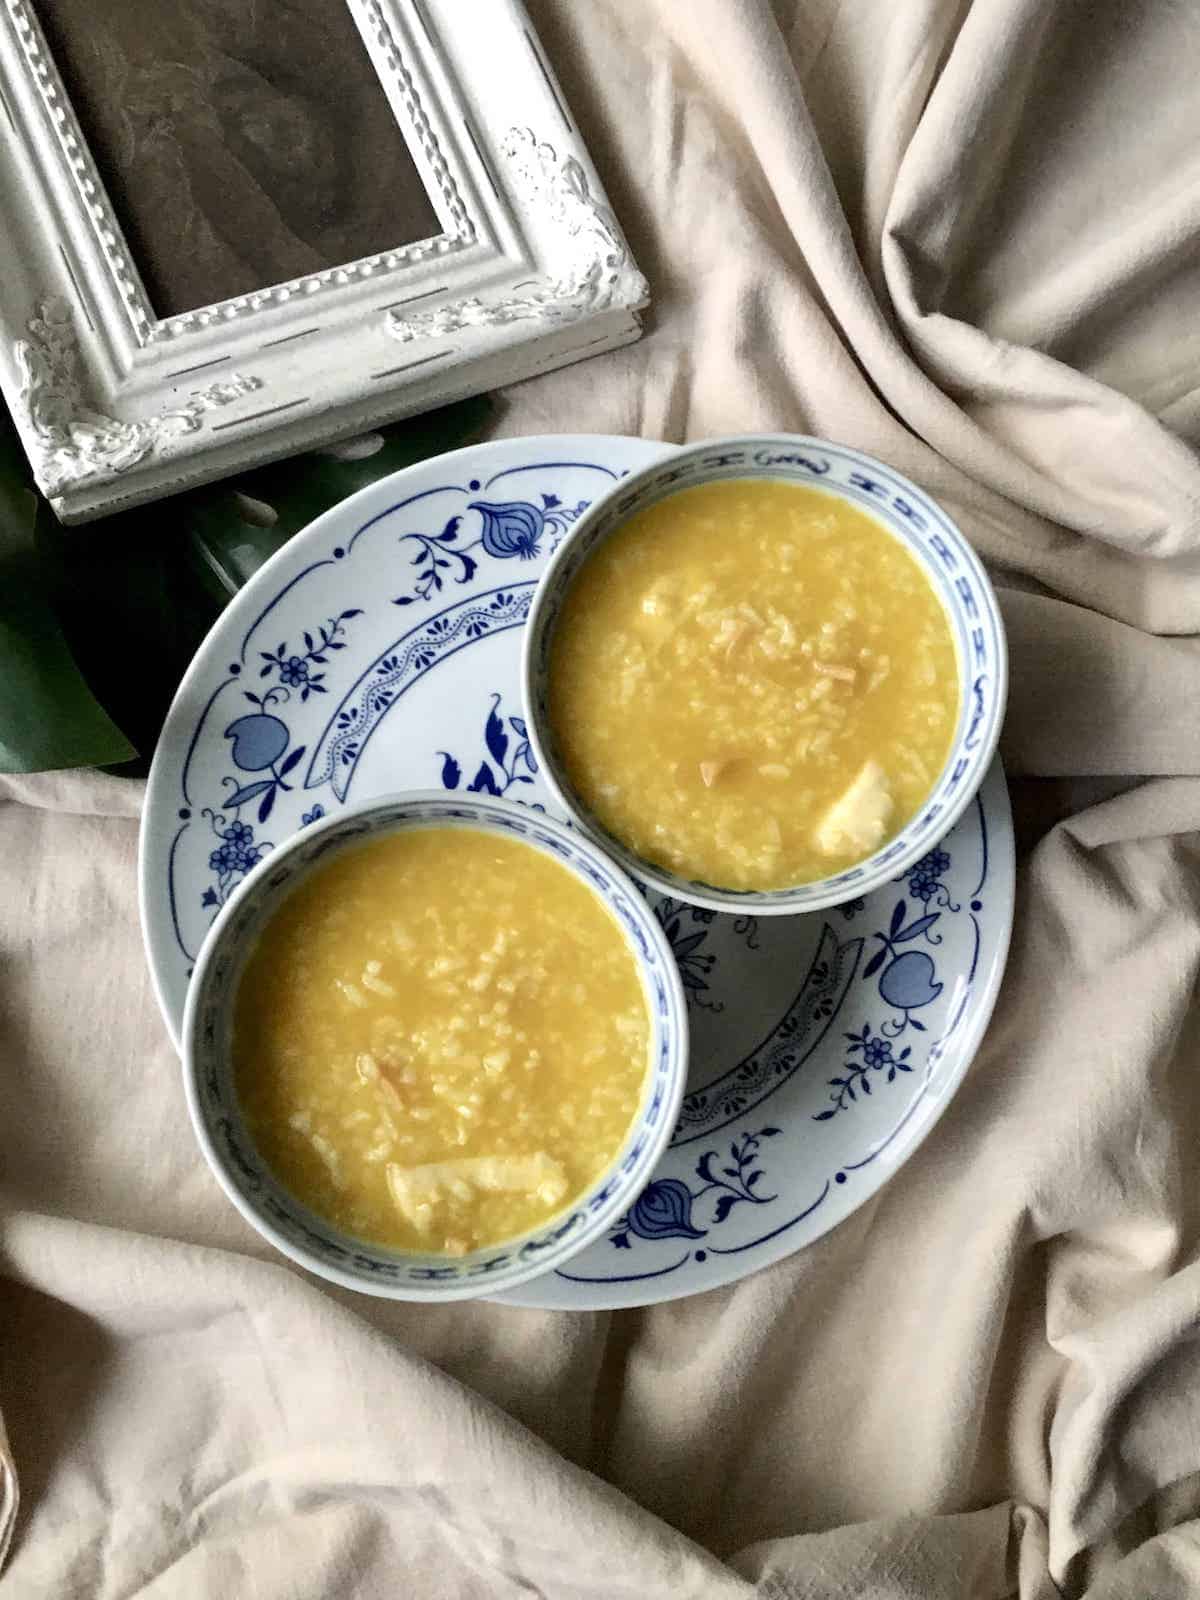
547, 479, 959, 889
233, 827, 650, 1255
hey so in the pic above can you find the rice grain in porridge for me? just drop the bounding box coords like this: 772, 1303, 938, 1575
547, 479, 959, 889
233, 828, 651, 1255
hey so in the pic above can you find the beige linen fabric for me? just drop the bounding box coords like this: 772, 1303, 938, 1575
4, 0, 1200, 1593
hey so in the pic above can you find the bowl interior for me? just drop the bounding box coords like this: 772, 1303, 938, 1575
525, 436, 1006, 912
185, 794, 687, 1299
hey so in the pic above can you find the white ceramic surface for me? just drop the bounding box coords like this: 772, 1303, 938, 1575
140, 433, 1014, 1309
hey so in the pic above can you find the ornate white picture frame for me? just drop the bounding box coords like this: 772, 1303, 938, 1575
0, 0, 648, 521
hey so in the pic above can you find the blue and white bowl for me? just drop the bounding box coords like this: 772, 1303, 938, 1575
182, 792, 689, 1301
522, 433, 1007, 916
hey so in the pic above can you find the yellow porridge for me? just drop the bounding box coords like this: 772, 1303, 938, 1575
547, 479, 959, 889
233, 827, 651, 1255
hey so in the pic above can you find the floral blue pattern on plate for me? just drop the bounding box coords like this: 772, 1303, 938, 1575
140, 434, 1013, 1311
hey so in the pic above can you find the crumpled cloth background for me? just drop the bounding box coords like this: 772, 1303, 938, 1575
5, 1, 1200, 1594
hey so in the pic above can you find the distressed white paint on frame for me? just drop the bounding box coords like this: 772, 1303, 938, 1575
388, 127, 647, 342
0, 0, 649, 521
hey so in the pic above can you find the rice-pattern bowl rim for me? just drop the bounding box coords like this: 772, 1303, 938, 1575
182, 791, 690, 1302
522, 432, 1008, 915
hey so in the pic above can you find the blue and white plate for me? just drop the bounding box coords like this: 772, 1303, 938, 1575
140, 434, 1014, 1310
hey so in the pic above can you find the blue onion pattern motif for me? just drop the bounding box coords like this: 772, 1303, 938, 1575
471, 499, 545, 559
626, 1178, 705, 1241
609, 1129, 779, 1250
394, 493, 589, 605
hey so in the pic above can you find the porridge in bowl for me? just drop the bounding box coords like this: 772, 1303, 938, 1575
233, 826, 651, 1256
546, 478, 960, 891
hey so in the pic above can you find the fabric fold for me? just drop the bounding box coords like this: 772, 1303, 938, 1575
0, 1407, 17, 1577
6, 0, 1200, 1594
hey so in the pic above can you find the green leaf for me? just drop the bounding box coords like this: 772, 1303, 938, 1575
22, 395, 493, 775
0, 422, 135, 773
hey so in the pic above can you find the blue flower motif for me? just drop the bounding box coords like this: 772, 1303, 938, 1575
862, 1035, 893, 1069
626, 1178, 706, 1241
200, 805, 271, 912
908, 870, 938, 903
816, 1027, 913, 1120
840, 897, 866, 920
278, 655, 309, 688
258, 611, 360, 692
301, 805, 326, 827
469, 499, 544, 560
917, 848, 951, 878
